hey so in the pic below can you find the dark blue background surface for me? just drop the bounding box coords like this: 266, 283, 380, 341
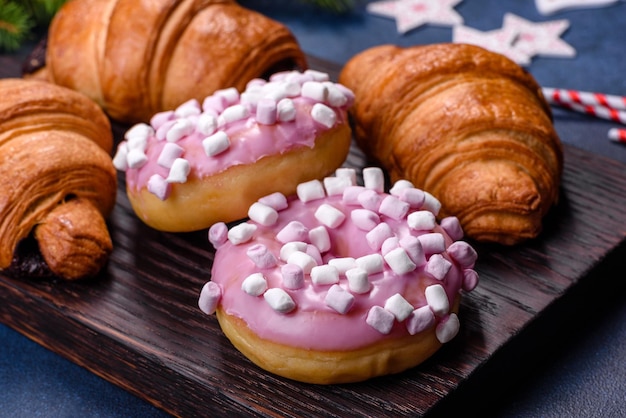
1, 1, 625, 417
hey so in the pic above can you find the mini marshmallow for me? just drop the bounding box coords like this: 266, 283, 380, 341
304, 69, 330, 82
425, 284, 450, 316
166, 119, 194, 142
112, 143, 128, 170
264, 288, 296, 313
246, 244, 277, 269
208, 222, 228, 248
277, 98, 296, 122
418, 232, 446, 255
248, 202, 279, 226
407, 211, 437, 231
328, 257, 356, 275
258, 192, 288, 211
381, 236, 400, 256
351, 209, 380, 231
281, 264, 304, 290
384, 247, 417, 275
310, 264, 340, 285
150, 111, 174, 130
446, 241, 478, 268
157, 142, 185, 168
196, 112, 218, 136
309, 226, 331, 253
323, 176, 352, 196
301, 81, 328, 101
279, 241, 308, 262
398, 188, 426, 209
256, 98, 277, 125
355, 253, 384, 275
314, 204, 346, 229
366, 222, 394, 251
399, 235, 426, 266
166, 158, 190, 183
311, 103, 337, 128
462, 269, 479, 292
342, 186, 366, 206
276, 221, 309, 243
366, 306, 395, 334
389, 179, 414, 196
357, 189, 383, 211
335, 167, 357, 186
202, 94, 227, 114
296, 179, 325, 202
125, 123, 154, 144
214, 87, 240, 105
202, 130, 230, 157
227, 223, 257, 245
406, 305, 435, 335
127, 148, 148, 169
198, 281, 222, 315
425, 253, 452, 280
436, 313, 460, 344
155, 120, 176, 141
322, 82, 348, 107
174, 99, 201, 118
306, 244, 323, 266
147, 174, 170, 200
241, 273, 268, 296
219, 104, 249, 125
325, 284, 355, 314
440, 216, 464, 241
384, 293, 414, 321
378, 195, 410, 220
363, 167, 385, 193
346, 267, 370, 294
287, 250, 318, 274
422, 191, 442, 215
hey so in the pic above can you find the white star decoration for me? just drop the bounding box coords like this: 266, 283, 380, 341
452, 25, 532, 66
535, 0, 620, 15
367, 0, 464, 34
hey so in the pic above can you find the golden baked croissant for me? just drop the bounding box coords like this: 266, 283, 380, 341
0, 78, 117, 280
37, 0, 307, 124
339, 43, 563, 245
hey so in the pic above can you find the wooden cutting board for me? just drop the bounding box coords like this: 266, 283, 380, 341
1, 56, 625, 417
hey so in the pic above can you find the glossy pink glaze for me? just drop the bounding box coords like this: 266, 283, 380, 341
210, 192, 475, 352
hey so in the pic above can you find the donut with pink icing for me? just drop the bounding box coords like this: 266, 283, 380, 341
113, 70, 353, 232
200, 167, 479, 384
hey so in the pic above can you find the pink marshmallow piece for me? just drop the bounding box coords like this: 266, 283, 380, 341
463, 269, 480, 292
256, 98, 277, 125
366, 306, 396, 334
440, 216, 464, 241
276, 221, 309, 243
246, 244, 278, 269
406, 305, 435, 335
208, 222, 228, 248
447, 241, 478, 268
425, 254, 452, 280
366, 222, 394, 251
258, 192, 288, 211
418, 232, 446, 255
325, 284, 355, 314
281, 264, 305, 290
399, 235, 426, 267
379, 195, 410, 220
351, 208, 381, 231
399, 188, 426, 208
198, 281, 221, 315
357, 189, 383, 211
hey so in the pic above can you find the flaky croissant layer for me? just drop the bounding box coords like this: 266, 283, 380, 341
339, 43, 563, 245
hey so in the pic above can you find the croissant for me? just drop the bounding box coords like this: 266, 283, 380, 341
339, 43, 563, 245
0, 78, 117, 280
36, 0, 307, 124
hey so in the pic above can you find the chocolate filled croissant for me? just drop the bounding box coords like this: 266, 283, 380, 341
0, 78, 117, 280
38, 0, 307, 124
339, 43, 563, 245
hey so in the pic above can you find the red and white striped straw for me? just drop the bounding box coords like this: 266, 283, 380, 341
542, 87, 626, 111
608, 128, 626, 144
551, 101, 626, 125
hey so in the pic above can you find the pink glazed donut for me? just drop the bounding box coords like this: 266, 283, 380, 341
113, 70, 353, 232
199, 167, 479, 384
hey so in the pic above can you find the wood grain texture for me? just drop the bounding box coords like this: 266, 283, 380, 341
1, 55, 626, 417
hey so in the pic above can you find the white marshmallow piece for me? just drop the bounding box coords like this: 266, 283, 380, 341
314, 204, 346, 228
306, 244, 323, 266
342, 186, 366, 206
309, 226, 331, 253
202, 131, 230, 157
422, 191, 442, 215
157, 142, 185, 168
248, 202, 279, 226
407, 211, 437, 231
425, 254, 452, 281
198, 281, 222, 315
301, 81, 328, 101
384, 247, 417, 275
246, 244, 277, 269
296, 179, 325, 202
279, 241, 308, 262
126, 148, 148, 169
378, 195, 410, 220
166, 119, 194, 142
147, 174, 170, 200
310, 264, 340, 286
363, 167, 385, 193
241, 273, 268, 296
335, 168, 357, 186
328, 257, 356, 275
323, 176, 352, 196
258, 192, 288, 211
202, 94, 226, 114
418, 232, 446, 255
264, 288, 296, 313
208, 222, 228, 248
311, 103, 337, 128
345, 267, 370, 294
398, 188, 426, 209
150, 110, 174, 130
381, 236, 400, 256
287, 250, 318, 274
425, 284, 450, 316
389, 179, 414, 196
463, 269, 479, 292
351, 209, 380, 231
196, 112, 218, 136
276, 221, 309, 244
281, 264, 304, 290
355, 254, 384, 275
436, 313, 460, 344
384, 293, 414, 322
366, 306, 395, 334
366, 222, 394, 251
304, 69, 330, 82
227, 223, 257, 245
440, 216, 464, 241
166, 158, 190, 183
446, 241, 478, 268
175, 99, 201, 118
277, 98, 296, 122
357, 189, 383, 212
406, 305, 435, 335
219, 104, 249, 126
112, 142, 129, 171
125, 123, 153, 146
399, 235, 426, 267
325, 284, 355, 314
322, 81, 348, 107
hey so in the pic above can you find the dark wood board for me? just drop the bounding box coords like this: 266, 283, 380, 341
1, 55, 626, 417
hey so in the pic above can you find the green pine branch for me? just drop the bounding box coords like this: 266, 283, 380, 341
300, 0, 356, 13
0, 0, 67, 52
